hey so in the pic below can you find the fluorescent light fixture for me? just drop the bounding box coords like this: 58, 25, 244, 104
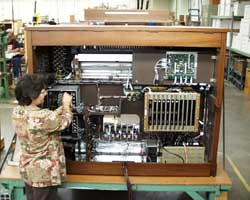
76, 54, 133, 62
105, 11, 149, 15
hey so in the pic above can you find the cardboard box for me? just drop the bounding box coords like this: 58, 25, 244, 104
239, 36, 250, 53
233, 57, 246, 74
234, 2, 250, 16
179, 15, 184, 22
224, 4, 232, 16
247, 59, 250, 68
220, 0, 226, 5
0, 137, 4, 151
225, 0, 232, 5
232, 34, 240, 49
227, 32, 238, 47
244, 68, 250, 94
185, 15, 190, 25
244, 5, 250, 19
218, 3, 225, 16
70, 15, 75, 23
214, 19, 232, 28
239, 18, 250, 37
248, 39, 250, 52
227, 32, 230, 47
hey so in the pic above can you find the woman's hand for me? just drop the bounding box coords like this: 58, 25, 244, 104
55, 106, 63, 115
62, 92, 72, 113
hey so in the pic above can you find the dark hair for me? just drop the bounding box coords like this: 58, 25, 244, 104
15, 74, 45, 106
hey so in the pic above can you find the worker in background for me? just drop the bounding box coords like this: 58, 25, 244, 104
11, 54, 22, 83
12, 74, 73, 200
7, 30, 23, 84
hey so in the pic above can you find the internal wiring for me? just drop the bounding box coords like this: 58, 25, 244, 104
153, 58, 167, 84
183, 143, 188, 163
146, 155, 152, 162
142, 86, 152, 93
162, 147, 185, 164
154, 133, 185, 164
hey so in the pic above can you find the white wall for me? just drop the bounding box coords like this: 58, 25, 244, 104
0, 0, 38, 22
0, 0, 176, 23
178, 0, 189, 16
0, 0, 140, 23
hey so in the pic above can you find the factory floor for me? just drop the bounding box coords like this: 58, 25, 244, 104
0, 81, 250, 200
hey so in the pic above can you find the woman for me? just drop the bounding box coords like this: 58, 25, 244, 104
12, 74, 73, 200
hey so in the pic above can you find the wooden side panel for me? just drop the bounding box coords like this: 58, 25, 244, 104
24, 30, 34, 74
67, 161, 211, 177
30, 30, 222, 48
216, 33, 227, 107
210, 33, 227, 175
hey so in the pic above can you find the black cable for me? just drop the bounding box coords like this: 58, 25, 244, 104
146, 0, 149, 10
162, 147, 185, 163
0, 133, 17, 173
154, 133, 185, 163
123, 162, 133, 200
141, 0, 144, 9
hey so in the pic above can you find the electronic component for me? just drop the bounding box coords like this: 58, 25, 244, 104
165, 51, 197, 83
93, 141, 147, 163
101, 114, 140, 141
88, 105, 120, 115
76, 53, 132, 83
146, 139, 159, 162
45, 85, 82, 135
161, 146, 205, 164
45, 85, 80, 109
144, 91, 200, 132
44, 85, 83, 161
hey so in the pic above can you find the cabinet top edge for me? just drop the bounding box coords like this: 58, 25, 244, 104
25, 25, 229, 33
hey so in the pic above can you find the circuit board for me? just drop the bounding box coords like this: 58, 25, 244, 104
164, 51, 197, 83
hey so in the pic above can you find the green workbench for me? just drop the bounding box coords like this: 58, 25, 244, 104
0, 165, 232, 200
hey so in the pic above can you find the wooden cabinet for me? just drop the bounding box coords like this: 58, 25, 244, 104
25, 25, 227, 177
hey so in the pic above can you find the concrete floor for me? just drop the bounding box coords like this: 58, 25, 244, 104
218, 81, 250, 200
1, 81, 250, 199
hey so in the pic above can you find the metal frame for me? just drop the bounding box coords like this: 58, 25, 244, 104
0, 32, 9, 102
0, 179, 231, 200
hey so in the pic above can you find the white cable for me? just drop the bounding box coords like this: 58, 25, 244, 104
142, 87, 152, 93
174, 76, 177, 84
153, 58, 167, 84
183, 143, 188, 163
184, 76, 187, 83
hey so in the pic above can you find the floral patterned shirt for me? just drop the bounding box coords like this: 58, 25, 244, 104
12, 105, 73, 187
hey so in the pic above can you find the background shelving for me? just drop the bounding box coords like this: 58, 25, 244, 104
212, 0, 250, 89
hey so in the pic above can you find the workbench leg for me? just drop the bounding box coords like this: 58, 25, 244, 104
12, 187, 26, 200
186, 191, 205, 200
208, 191, 217, 200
